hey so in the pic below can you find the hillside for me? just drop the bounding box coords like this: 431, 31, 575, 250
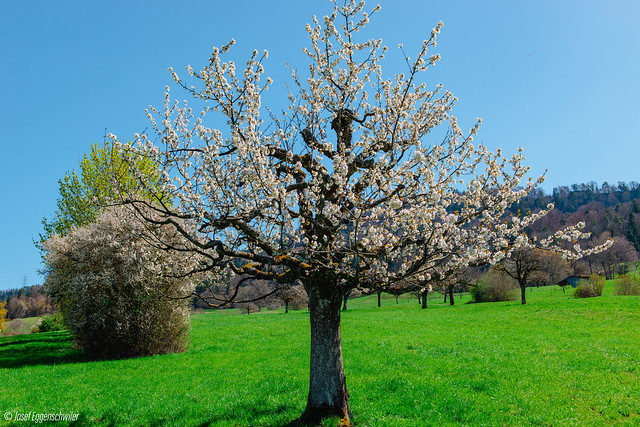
511, 182, 640, 251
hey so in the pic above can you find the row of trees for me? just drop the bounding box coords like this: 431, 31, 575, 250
195, 198, 640, 311
192, 278, 309, 314
513, 182, 640, 214
41, 1, 612, 423
1, 285, 54, 319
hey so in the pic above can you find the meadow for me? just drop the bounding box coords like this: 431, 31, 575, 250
1, 284, 639, 426
1, 317, 41, 336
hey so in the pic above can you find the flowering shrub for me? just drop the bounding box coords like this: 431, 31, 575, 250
43, 206, 195, 358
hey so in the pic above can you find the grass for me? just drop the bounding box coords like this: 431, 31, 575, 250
1, 283, 639, 426
0, 316, 41, 336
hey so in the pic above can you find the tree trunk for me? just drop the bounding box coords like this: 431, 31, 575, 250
285, 300, 289, 314
395, 295, 399, 304
342, 293, 349, 311
448, 287, 455, 306
444, 291, 447, 303
520, 285, 527, 305
302, 284, 350, 425
421, 289, 428, 309
377, 291, 381, 307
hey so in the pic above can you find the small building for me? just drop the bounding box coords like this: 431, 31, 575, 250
558, 275, 590, 288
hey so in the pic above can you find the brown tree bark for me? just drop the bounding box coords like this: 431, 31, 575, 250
377, 291, 381, 307
342, 293, 349, 311
520, 285, 527, 305
448, 287, 455, 306
301, 281, 351, 425
421, 289, 428, 309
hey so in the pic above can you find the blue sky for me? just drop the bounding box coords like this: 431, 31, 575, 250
1, 0, 639, 290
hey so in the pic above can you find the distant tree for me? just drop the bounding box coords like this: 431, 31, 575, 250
384, 284, 412, 304
434, 274, 458, 305
239, 301, 260, 315
494, 248, 557, 305
6, 319, 23, 334
590, 233, 637, 279
436, 268, 479, 305
627, 211, 640, 253
4, 286, 53, 319
0, 301, 7, 332
38, 140, 166, 253
234, 280, 277, 313
34, 312, 66, 333
275, 283, 307, 313
537, 250, 571, 286
557, 280, 570, 293
420, 284, 433, 309
6, 298, 27, 319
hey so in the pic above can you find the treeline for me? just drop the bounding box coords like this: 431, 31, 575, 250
512, 181, 640, 213
0, 285, 54, 319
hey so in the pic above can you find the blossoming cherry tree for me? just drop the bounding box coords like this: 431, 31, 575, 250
113, 1, 610, 423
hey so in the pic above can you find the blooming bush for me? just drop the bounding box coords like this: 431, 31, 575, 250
574, 274, 606, 298
43, 206, 196, 358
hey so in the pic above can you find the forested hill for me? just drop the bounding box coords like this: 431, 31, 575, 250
513, 182, 640, 213
509, 181, 640, 254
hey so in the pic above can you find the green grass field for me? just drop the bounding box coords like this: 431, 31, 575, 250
1, 284, 639, 426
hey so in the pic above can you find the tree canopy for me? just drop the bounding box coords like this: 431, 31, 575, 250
38, 140, 166, 249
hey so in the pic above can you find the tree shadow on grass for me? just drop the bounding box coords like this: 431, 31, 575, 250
89, 404, 301, 427
188, 400, 305, 427
0, 331, 88, 368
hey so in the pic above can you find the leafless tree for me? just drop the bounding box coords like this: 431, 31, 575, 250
493, 248, 556, 304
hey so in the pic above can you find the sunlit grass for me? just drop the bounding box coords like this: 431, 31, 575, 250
1, 283, 639, 426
